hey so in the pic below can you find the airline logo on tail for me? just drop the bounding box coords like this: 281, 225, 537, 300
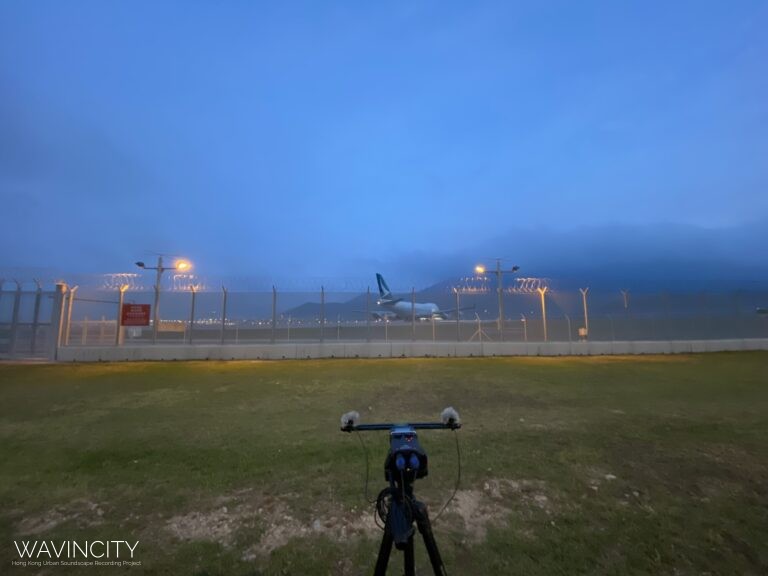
376, 273, 395, 302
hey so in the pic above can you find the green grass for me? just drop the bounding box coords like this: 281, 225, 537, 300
1, 353, 767, 575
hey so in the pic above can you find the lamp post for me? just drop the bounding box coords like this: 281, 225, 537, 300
136, 256, 192, 343
580, 287, 590, 338
537, 286, 549, 342
474, 260, 520, 340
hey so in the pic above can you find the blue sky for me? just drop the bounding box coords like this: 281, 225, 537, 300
1, 1, 767, 287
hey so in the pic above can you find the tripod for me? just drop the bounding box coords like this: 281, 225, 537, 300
339, 410, 461, 576
374, 478, 446, 576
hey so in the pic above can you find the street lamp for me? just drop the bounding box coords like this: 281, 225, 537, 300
135, 256, 193, 343
474, 260, 520, 340
580, 287, 590, 338
537, 286, 549, 342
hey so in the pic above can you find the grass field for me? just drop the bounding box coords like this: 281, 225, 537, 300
1, 353, 767, 575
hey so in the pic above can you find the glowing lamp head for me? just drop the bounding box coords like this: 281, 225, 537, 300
475, 265, 486, 275
174, 259, 191, 272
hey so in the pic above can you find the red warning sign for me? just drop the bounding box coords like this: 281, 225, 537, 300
121, 304, 151, 326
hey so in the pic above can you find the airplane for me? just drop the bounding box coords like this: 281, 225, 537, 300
373, 273, 470, 321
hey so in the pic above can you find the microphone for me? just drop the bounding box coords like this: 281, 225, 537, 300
340, 411, 360, 431
441, 407, 461, 428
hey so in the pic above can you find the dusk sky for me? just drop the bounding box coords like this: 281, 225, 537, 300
2, 1, 767, 288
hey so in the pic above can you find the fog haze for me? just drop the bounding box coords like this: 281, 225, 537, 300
1, 1, 766, 289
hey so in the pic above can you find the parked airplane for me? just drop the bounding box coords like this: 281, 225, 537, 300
373, 273, 469, 321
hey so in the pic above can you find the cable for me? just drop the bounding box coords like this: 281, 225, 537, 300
433, 429, 462, 523
356, 430, 387, 531
355, 430, 378, 505
375, 487, 391, 529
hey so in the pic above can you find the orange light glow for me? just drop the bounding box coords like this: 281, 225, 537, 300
174, 259, 191, 272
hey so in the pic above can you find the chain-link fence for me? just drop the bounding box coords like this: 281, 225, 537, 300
0, 281, 57, 358
51, 285, 768, 347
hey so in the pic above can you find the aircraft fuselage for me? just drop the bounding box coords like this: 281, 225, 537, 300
379, 300, 444, 320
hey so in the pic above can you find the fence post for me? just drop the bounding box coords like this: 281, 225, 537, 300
366, 287, 371, 343
455, 288, 460, 342
116, 284, 128, 346
411, 287, 416, 341
9, 280, 21, 355
30, 280, 42, 354
152, 284, 159, 344
187, 285, 197, 344
320, 286, 325, 342
48, 283, 67, 361
220, 286, 228, 344
64, 286, 78, 345
521, 313, 528, 342
621, 289, 631, 340
497, 259, 504, 341
271, 286, 277, 344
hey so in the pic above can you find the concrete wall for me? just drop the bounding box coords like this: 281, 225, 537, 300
55, 338, 768, 362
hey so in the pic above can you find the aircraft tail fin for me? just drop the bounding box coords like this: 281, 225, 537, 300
376, 273, 393, 300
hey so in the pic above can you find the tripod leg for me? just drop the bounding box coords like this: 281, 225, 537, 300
413, 500, 447, 576
403, 536, 416, 576
374, 524, 394, 576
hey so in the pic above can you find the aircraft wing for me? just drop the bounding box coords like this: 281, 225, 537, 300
434, 304, 476, 318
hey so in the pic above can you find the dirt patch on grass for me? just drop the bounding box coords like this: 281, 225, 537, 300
164, 479, 554, 557
164, 479, 556, 557
16, 499, 106, 535
241, 507, 379, 560
166, 506, 253, 547
165, 490, 379, 560
443, 478, 553, 542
